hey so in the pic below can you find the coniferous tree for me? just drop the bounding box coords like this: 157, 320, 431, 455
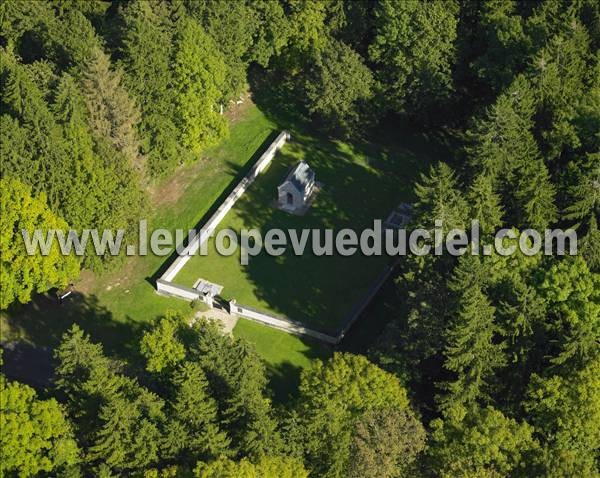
189, 319, 280, 459
563, 153, 599, 269
512, 157, 558, 230
467, 75, 536, 180
54, 325, 124, 438
441, 286, 506, 410
87, 382, 165, 472
495, 278, 548, 404
55, 325, 167, 473
580, 215, 600, 272
413, 162, 469, 235
1, 51, 71, 208
118, 0, 184, 176
164, 362, 230, 462
529, 11, 591, 163
468, 173, 504, 235
142, 315, 280, 460
81, 46, 143, 173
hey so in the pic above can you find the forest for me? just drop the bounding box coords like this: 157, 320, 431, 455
0, 0, 598, 477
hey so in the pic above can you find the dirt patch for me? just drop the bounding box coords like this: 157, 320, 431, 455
75, 270, 96, 294
148, 156, 209, 209
225, 91, 254, 123
193, 309, 238, 335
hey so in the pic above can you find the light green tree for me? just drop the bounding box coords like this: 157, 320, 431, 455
525, 355, 600, 476
537, 256, 600, 368
186, 0, 259, 100
429, 405, 539, 477
140, 313, 187, 373
194, 455, 308, 478
0, 177, 79, 309
296, 353, 413, 478
0, 376, 80, 477
173, 19, 228, 154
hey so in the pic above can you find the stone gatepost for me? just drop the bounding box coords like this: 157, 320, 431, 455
228, 299, 237, 315
204, 293, 214, 309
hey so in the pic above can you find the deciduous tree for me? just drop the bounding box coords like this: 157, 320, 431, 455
173, 20, 227, 154
369, 0, 458, 114
0, 178, 79, 309
0, 375, 80, 477
305, 38, 373, 136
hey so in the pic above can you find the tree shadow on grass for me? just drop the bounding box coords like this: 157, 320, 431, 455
248, 66, 308, 135
266, 340, 331, 405
148, 130, 280, 287
1, 291, 145, 390
267, 361, 305, 405
209, 126, 436, 334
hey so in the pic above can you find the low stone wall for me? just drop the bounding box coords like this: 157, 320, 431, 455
160, 130, 290, 283
336, 259, 399, 340
156, 278, 201, 301
229, 300, 339, 344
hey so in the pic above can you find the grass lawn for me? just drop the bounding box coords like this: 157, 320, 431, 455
174, 127, 432, 333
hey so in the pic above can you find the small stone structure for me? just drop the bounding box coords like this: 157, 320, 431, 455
277, 161, 315, 213
193, 278, 223, 308
384, 202, 413, 229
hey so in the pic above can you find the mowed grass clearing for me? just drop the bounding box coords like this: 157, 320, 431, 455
175, 127, 432, 333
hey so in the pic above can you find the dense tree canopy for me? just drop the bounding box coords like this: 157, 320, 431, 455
1, 1, 599, 476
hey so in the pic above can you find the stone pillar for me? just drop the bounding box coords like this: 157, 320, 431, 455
204, 293, 213, 309
228, 299, 237, 315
